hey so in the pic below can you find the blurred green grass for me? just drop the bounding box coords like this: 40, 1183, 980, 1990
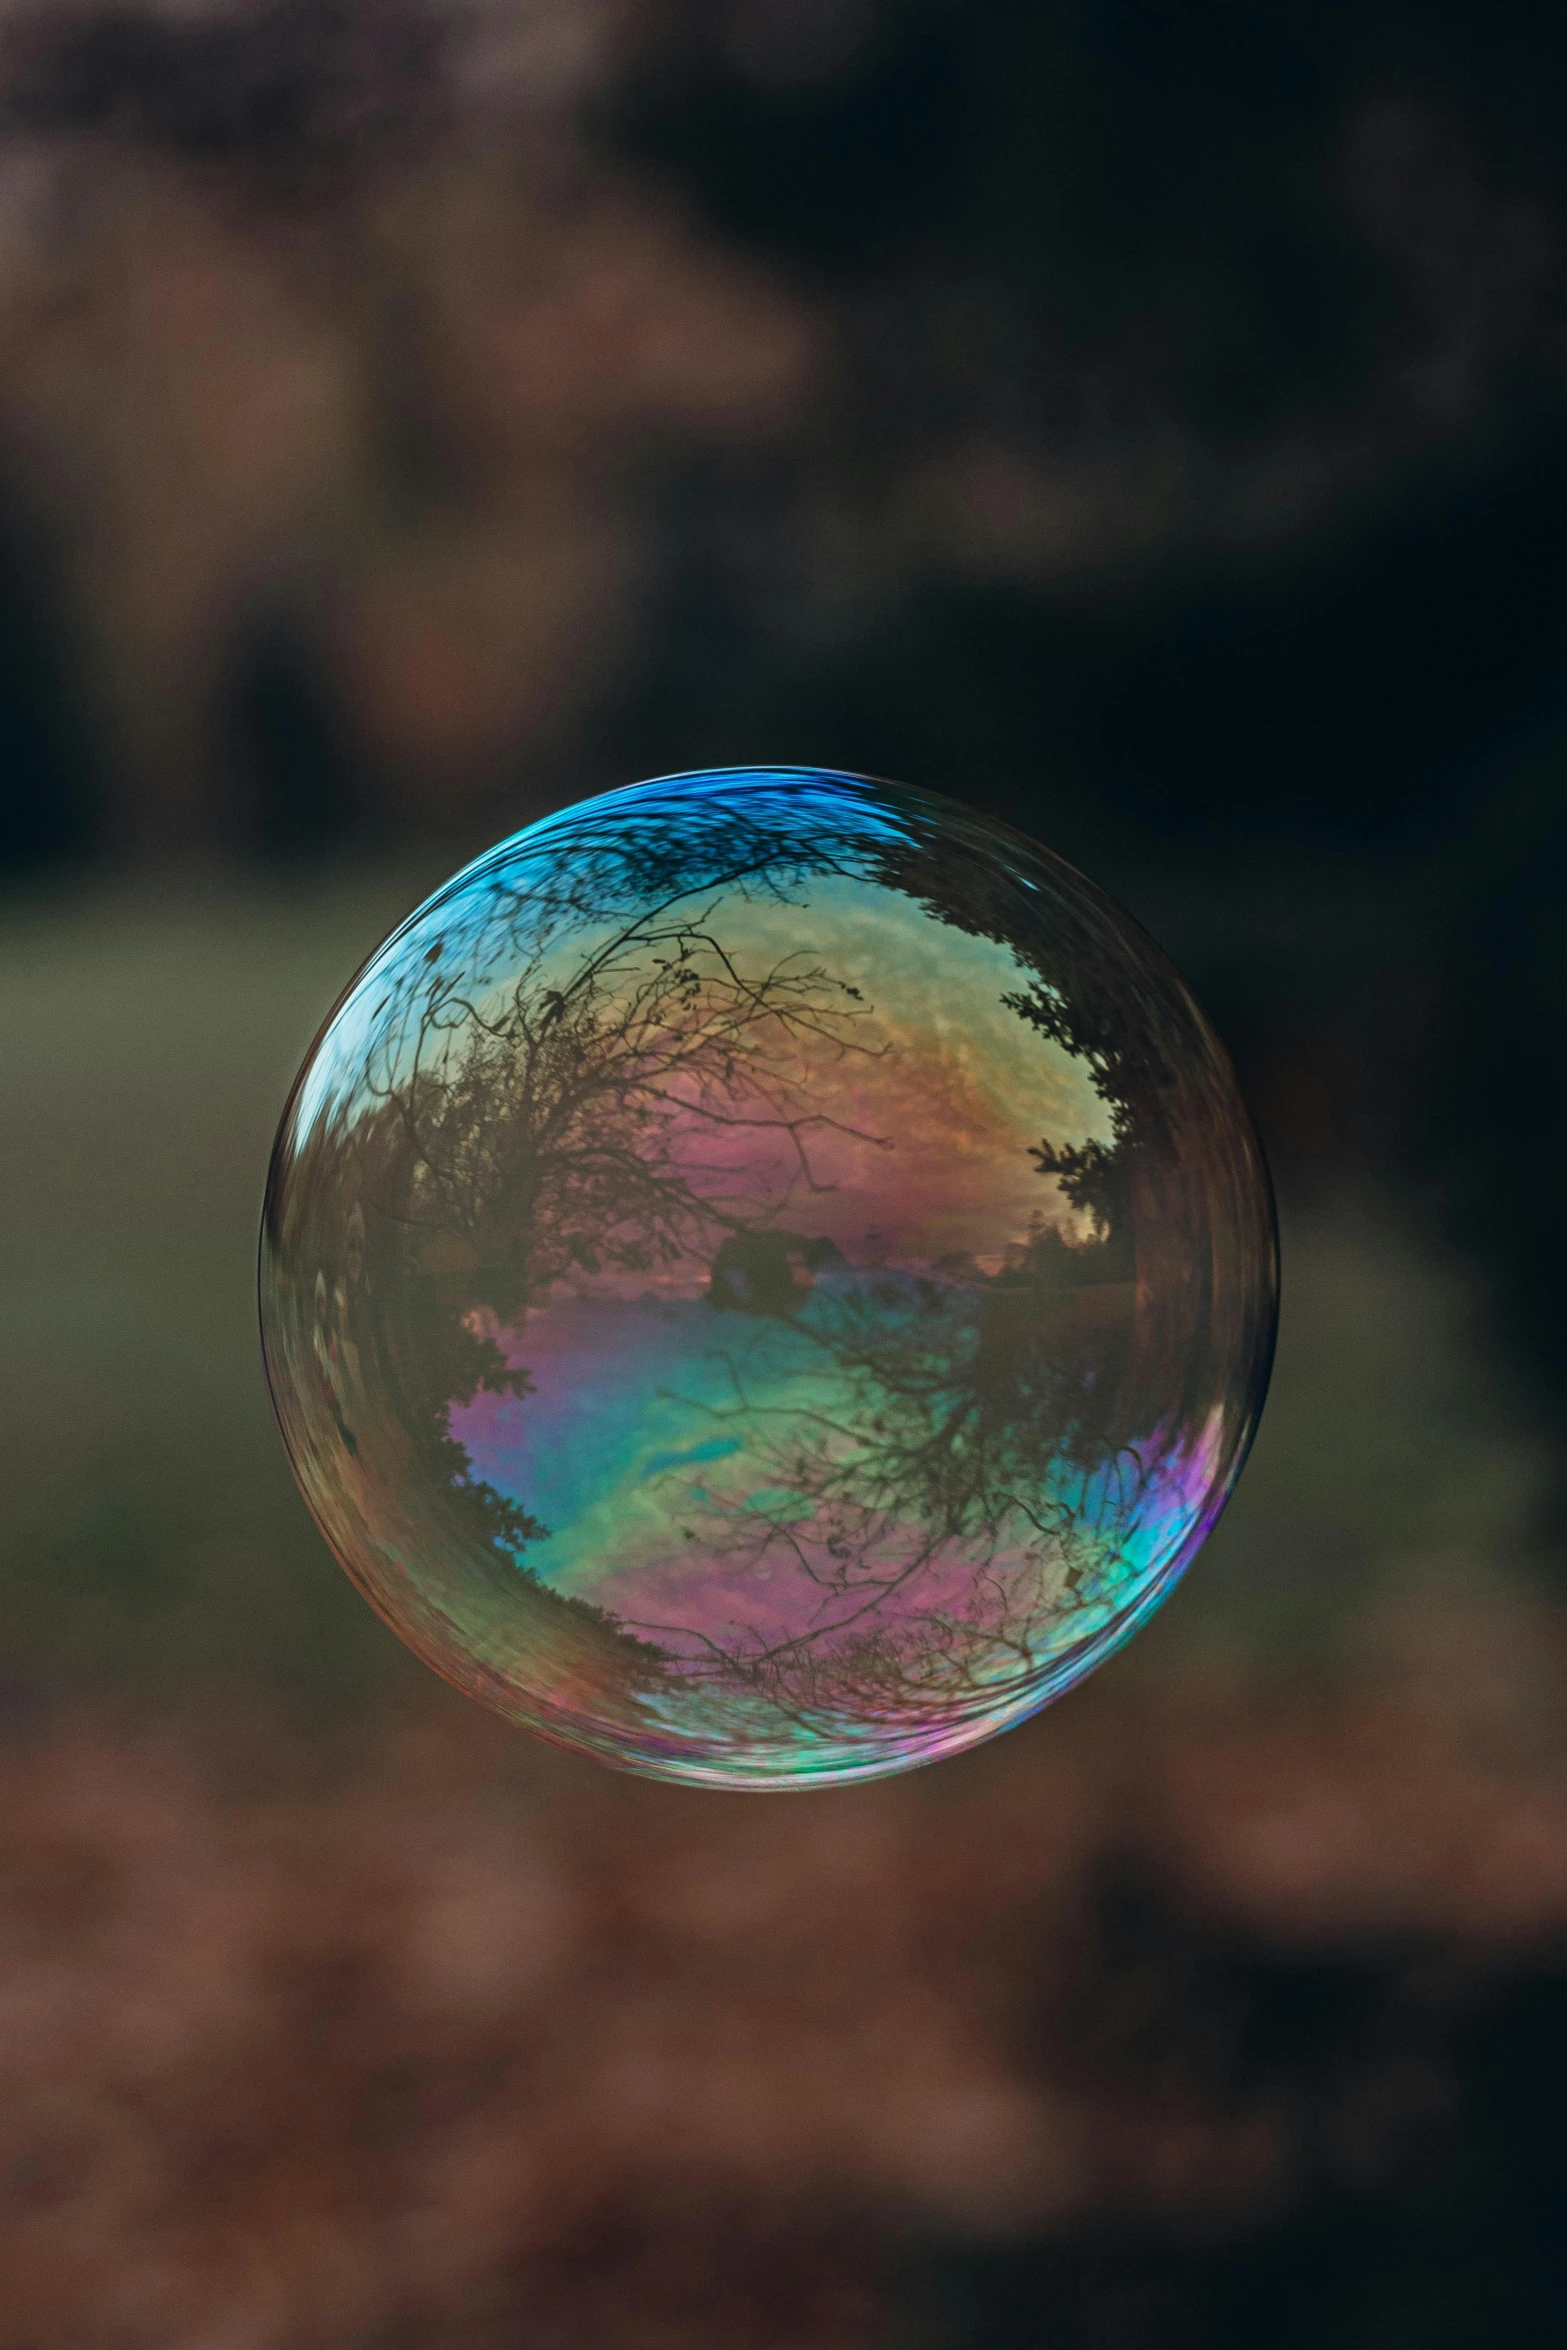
0, 869, 434, 1710
0, 868, 1551, 1720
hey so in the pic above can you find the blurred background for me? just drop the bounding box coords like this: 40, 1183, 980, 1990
5, 2, 1567, 2342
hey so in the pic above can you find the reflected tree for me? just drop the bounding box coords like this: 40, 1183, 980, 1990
637, 1198, 1149, 1727
275, 872, 888, 1653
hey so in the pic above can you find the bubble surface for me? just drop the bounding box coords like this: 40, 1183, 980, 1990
260, 770, 1276, 1786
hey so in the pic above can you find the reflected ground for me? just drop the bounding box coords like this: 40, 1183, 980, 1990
2, 863, 1562, 2345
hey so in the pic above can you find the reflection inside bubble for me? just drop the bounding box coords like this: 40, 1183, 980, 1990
261, 768, 1275, 1785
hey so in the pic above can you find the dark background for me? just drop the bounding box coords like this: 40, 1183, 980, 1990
4, 4, 1567, 2343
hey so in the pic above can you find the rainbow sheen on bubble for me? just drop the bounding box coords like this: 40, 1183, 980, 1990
260, 770, 1276, 1787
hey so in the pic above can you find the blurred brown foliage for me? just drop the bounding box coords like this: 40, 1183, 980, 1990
0, 0, 822, 847
0, 0, 1563, 855
5, 1587, 1567, 2347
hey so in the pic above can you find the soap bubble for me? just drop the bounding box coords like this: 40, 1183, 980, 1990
260, 770, 1275, 1786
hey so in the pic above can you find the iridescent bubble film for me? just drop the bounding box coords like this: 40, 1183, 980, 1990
260, 770, 1276, 1786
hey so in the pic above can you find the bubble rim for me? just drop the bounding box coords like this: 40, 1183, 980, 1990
258, 766, 1280, 1788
